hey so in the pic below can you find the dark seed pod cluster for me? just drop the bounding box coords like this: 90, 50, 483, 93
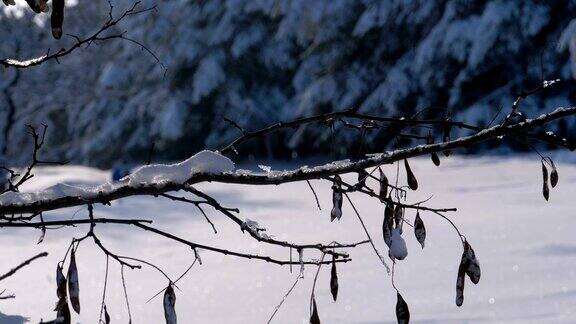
455, 241, 481, 307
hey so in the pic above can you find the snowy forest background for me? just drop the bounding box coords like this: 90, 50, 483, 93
1, 2, 576, 323
1, 0, 576, 167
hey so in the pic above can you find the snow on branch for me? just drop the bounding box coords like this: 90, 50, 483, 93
1, 106, 575, 215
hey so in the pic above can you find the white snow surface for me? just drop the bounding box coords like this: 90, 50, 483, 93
0, 155, 575, 323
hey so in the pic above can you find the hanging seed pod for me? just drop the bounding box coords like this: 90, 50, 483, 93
67, 249, 80, 314
310, 297, 321, 324
431, 152, 440, 166
542, 161, 549, 201
463, 241, 481, 284
455, 262, 466, 307
51, 0, 65, 39
330, 194, 342, 221
413, 211, 426, 249
357, 169, 369, 189
104, 304, 111, 324
385, 197, 394, 222
443, 118, 452, 157
56, 264, 67, 300
396, 292, 410, 324
55, 297, 71, 324
330, 175, 343, 221
383, 201, 394, 248
549, 159, 559, 188
164, 283, 177, 324
394, 205, 404, 233
379, 169, 388, 202
24, 0, 47, 13
427, 132, 441, 166
38, 227, 46, 244
404, 159, 418, 190
330, 256, 339, 302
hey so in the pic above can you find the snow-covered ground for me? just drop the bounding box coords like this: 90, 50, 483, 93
0, 155, 575, 323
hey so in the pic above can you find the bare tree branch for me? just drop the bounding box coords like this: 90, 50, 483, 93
0, 2, 161, 70
1, 106, 574, 215
0, 252, 48, 282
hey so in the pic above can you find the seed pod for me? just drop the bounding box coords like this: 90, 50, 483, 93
394, 205, 404, 233
378, 169, 388, 202
51, 0, 65, 39
357, 169, 369, 189
56, 264, 67, 300
455, 262, 466, 307
404, 159, 418, 190
431, 152, 440, 166
463, 241, 480, 284
55, 297, 71, 324
395, 292, 410, 324
24, 0, 46, 13
330, 256, 339, 302
330, 187, 343, 222
426, 132, 441, 166
443, 118, 452, 157
164, 283, 177, 324
549, 159, 559, 188
383, 201, 394, 248
310, 297, 321, 324
38, 227, 46, 244
542, 161, 549, 201
104, 304, 111, 324
413, 211, 426, 249
67, 249, 80, 314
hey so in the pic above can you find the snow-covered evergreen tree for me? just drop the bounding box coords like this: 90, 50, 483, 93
1, 0, 576, 166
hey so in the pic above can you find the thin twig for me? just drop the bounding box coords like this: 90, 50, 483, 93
0, 252, 48, 281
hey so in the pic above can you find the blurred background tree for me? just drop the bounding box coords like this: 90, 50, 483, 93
1, 0, 576, 167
